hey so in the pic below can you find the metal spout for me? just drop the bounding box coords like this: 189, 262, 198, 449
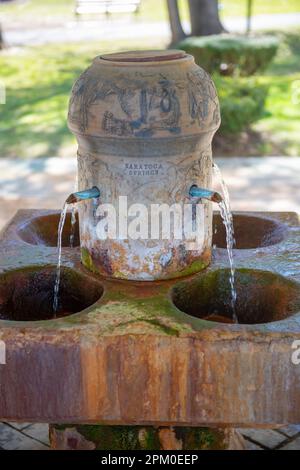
189, 185, 222, 204
66, 186, 100, 205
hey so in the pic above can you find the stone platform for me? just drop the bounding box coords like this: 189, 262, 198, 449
0, 209, 299, 427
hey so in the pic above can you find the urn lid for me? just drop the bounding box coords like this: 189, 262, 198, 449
99, 50, 187, 63
68, 49, 221, 142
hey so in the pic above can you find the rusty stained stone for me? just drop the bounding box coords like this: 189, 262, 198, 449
0, 333, 299, 425
49, 426, 96, 450
158, 428, 183, 450
0, 210, 299, 425
90, 247, 114, 277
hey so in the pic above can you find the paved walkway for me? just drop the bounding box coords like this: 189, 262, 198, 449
0, 156, 299, 230
0, 155, 299, 449
240, 426, 300, 450
0, 422, 49, 450
3, 13, 300, 46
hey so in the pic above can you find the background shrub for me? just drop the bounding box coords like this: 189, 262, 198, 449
176, 34, 279, 76
214, 77, 269, 134
284, 33, 300, 56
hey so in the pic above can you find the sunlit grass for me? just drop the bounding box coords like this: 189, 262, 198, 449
0, 38, 167, 158
1, 0, 300, 159
1, 30, 300, 157
220, 0, 300, 18
254, 73, 300, 156
1, 29, 300, 157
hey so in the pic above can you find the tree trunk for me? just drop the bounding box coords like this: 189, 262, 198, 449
166, 0, 186, 44
246, 0, 253, 34
0, 25, 3, 49
188, 0, 225, 36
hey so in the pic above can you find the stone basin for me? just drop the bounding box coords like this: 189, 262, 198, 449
18, 212, 80, 247
0, 209, 299, 427
0, 266, 103, 321
213, 213, 288, 249
16, 211, 288, 250
172, 268, 300, 324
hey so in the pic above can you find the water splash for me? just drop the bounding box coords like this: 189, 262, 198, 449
213, 163, 238, 322
70, 205, 77, 248
53, 203, 69, 314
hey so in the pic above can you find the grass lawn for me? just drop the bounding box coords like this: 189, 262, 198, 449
1, 0, 300, 24
219, 0, 300, 18
0, 37, 168, 158
0, 29, 300, 157
253, 32, 300, 156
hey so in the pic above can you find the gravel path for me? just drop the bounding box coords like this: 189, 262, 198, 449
2, 12, 300, 46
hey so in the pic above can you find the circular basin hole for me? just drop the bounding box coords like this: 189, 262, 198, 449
171, 269, 300, 325
213, 214, 287, 249
18, 213, 80, 247
0, 266, 103, 321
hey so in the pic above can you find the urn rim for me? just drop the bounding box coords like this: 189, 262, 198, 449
96, 49, 193, 66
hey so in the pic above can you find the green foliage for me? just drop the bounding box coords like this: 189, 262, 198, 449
284, 33, 300, 56
215, 76, 269, 134
0, 28, 299, 157
77, 425, 141, 450
176, 34, 279, 76
176, 33, 278, 134
176, 427, 221, 450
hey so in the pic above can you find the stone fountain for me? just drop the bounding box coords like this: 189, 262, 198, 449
0, 50, 300, 451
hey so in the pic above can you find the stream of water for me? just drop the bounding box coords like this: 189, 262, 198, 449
213, 163, 238, 322
70, 205, 77, 248
70, 176, 78, 248
53, 193, 98, 315
53, 203, 69, 314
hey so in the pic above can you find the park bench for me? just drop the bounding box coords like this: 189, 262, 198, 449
75, 0, 141, 16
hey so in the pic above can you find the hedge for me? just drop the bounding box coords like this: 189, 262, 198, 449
214, 76, 269, 134
176, 34, 279, 76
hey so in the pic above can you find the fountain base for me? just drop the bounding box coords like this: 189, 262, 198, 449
0, 210, 299, 430
49, 424, 245, 450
